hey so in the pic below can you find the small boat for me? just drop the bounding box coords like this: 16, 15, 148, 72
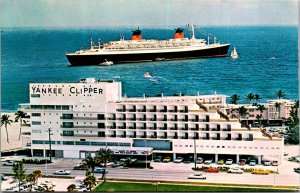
99, 59, 113, 66
144, 72, 152, 78
154, 57, 165, 61
231, 47, 238, 59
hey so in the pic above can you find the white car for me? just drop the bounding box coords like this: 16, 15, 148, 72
204, 159, 213, 165
54, 170, 71, 175
76, 185, 88, 192
174, 157, 184, 163
2, 161, 16, 166
188, 173, 207, 180
225, 159, 233, 165
228, 167, 244, 174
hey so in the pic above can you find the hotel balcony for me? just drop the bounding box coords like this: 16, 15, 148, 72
109, 135, 116, 137
117, 118, 126, 121
168, 110, 177, 113
222, 129, 231, 132
127, 118, 136, 121
117, 126, 126, 129
158, 127, 167, 130
127, 109, 136, 112
244, 138, 253, 141
200, 137, 210, 140
116, 109, 126, 112
200, 128, 209, 131
107, 117, 116, 120
60, 134, 99, 137
106, 126, 115, 129
189, 119, 200, 122
117, 135, 126, 138
73, 126, 98, 129
147, 109, 157, 112
73, 117, 98, 120
137, 109, 146, 112
211, 137, 220, 140
148, 127, 157, 130
189, 136, 199, 139
234, 138, 242, 141
211, 128, 221, 131
222, 137, 231, 140
128, 135, 136, 138
137, 127, 146, 130
190, 128, 199, 131
180, 128, 188, 131
159, 110, 167, 112
138, 135, 147, 138
159, 136, 167, 139
137, 118, 146, 121
180, 136, 188, 139
127, 127, 136, 129
169, 127, 178, 130
147, 118, 156, 121
149, 135, 157, 138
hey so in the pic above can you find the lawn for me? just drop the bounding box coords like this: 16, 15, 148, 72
93, 182, 296, 192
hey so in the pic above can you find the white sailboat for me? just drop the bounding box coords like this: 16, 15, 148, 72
231, 47, 238, 59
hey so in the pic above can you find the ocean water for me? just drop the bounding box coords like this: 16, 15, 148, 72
1, 26, 298, 111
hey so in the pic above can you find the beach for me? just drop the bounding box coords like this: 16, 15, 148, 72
1, 112, 23, 152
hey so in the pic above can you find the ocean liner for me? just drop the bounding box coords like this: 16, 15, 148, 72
66, 25, 230, 66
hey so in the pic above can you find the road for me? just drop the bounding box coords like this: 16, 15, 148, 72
1, 160, 299, 187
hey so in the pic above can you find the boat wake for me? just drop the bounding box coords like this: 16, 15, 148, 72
269, 57, 276, 60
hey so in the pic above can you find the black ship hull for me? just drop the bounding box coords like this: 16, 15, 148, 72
66, 44, 230, 66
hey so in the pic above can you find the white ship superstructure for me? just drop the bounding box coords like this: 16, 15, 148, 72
20, 78, 283, 164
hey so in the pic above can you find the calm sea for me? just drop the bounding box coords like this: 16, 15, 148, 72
1, 26, 298, 111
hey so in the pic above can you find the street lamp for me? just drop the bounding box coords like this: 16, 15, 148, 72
194, 134, 197, 169
48, 128, 53, 163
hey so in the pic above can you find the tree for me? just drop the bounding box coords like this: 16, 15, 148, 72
82, 156, 99, 175
254, 94, 261, 102
96, 148, 113, 168
256, 104, 266, 113
285, 100, 299, 144
12, 162, 26, 192
255, 114, 263, 126
15, 110, 28, 140
245, 93, 255, 104
67, 184, 77, 192
236, 106, 249, 120
32, 170, 43, 184
276, 90, 286, 99
230, 94, 240, 105
26, 173, 36, 191
274, 102, 281, 119
83, 174, 96, 191
1, 114, 13, 143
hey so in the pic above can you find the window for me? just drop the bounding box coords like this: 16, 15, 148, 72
98, 132, 105, 137
62, 122, 74, 128
32, 130, 41, 133
75, 141, 90, 145
32, 121, 41, 125
32, 140, 44, 144
63, 141, 74, 145
32, 113, 41, 117
31, 94, 40, 98
62, 131, 74, 136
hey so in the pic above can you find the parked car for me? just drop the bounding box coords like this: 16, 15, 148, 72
196, 157, 204, 164
188, 173, 207, 179
294, 167, 300, 173
76, 184, 88, 192
228, 167, 244, 174
263, 160, 271, 166
249, 160, 256, 166
204, 168, 219, 173
54, 170, 71, 175
154, 156, 162, 162
2, 161, 16, 166
239, 159, 246, 165
183, 156, 193, 163
1, 174, 8, 180
272, 160, 279, 166
163, 157, 171, 163
204, 160, 213, 165
111, 161, 124, 168
225, 159, 233, 165
174, 157, 184, 163
93, 167, 107, 174
251, 169, 270, 175
217, 160, 224, 165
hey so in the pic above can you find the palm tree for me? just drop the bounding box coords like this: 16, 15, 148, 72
245, 93, 255, 104
255, 114, 263, 126
285, 100, 299, 144
96, 148, 113, 168
236, 106, 249, 121
26, 173, 36, 191
276, 90, 286, 99
15, 110, 28, 140
83, 174, 96, 191
32, 170, 42, 184
82, 157, 99, 175
67, 184, 77, 192
254, 94, 261, 102
256, 104, 266, 113
1, 114, 13, 143
274, 102, 281, 119
230, 94, 240, 104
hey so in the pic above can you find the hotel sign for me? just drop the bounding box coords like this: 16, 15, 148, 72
31, 86, 103, 95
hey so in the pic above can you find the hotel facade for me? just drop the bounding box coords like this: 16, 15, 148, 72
20, 78, 284, 164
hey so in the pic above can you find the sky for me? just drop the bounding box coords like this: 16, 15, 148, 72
0, 0, 298, 27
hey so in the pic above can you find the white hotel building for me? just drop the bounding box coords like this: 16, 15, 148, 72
20, 78, 284, 164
